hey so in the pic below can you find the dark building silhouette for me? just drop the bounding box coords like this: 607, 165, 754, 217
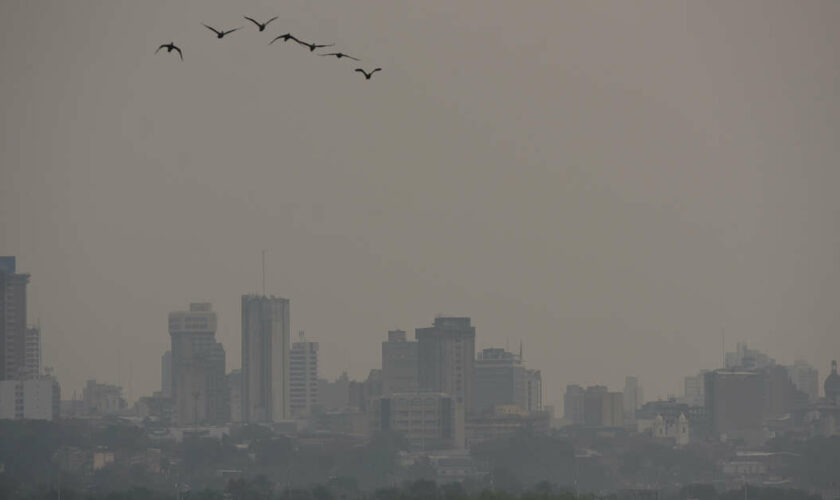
0, 257, 30, 380
825, 360, 840, 404
564, 384, 585, 424
704, 370, 764, 438
381, 329, 418, 396
416, 316, 476, 413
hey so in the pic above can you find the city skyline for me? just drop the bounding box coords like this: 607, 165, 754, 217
2, 0, 840, 408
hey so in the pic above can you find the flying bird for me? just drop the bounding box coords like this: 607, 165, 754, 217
244, 16, 278, 32
320, 52, 360, 61
155, 42, 183, 60
295, 39, 335, 52
355, 68, 382, 80
202, 24, 241, 39
269, 33, 300, 45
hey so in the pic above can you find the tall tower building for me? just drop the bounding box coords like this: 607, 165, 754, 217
623, 376, 643, 427
474, 348, 525, 414
161, 350, 172, 398
381, 329, 418, 396
241, 295, 290, 423
290, 331, 318, 417
416, 316, 476, 413
169, 303, 227, 425
24, 327, 41, 379
1, 257, 30, 381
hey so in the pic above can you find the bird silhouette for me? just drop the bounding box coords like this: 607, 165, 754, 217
202, 24, 241, 39
269, 33, 300, 45
355, 68, 382, 80
320, 52, 360, 61
295, 39, 335, 52
244, 16, 278, 32
155, 42, 183, 60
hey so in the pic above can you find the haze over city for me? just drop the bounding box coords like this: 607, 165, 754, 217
2, 0, 839, 412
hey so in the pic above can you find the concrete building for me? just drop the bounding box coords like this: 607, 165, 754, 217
227, 370, 242, 423
381, 330, 418, 396
169, 303, 228, 425
787, 360, 819, 402
161, 350, 172, 398
466, 404, 551, 446
563, 384, 585, 425
290, 331, 319, 417
82, 380, 126, 416
416, 317, 476, 414
705, 370, 764, 439
602, 391, 624, 427
725, 342, 775, 370
241, 295, 290, 422
583, 385, 607, 426
0, 256, 30, 381
0, 376, 60, 420
23, 327, 41, 379
371, 392, 465, 449
525, 369, 542, 413
474, 348, 525, 414
682, 371, 708, 406
623, 376, 642, 427
318, 373, 350, 410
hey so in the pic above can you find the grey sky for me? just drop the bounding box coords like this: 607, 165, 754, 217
1, 1, 838, 406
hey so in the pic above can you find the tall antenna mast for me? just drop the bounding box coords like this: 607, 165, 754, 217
262, 250, 266, 296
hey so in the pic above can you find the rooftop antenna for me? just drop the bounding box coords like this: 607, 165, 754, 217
261, 250, 266, 296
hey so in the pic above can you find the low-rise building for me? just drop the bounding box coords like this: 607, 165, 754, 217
371, 392, 465, 449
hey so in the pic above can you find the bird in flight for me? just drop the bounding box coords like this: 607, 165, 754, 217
269, 33, 300, 45
244, 16, 278, 32
320, 52, 360, 61
155, 42, 183, 60
202, 24, 241, 39
295, 39, 335, 52
355, 68, 382, 80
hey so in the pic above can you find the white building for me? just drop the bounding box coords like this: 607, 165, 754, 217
0, 377, 60, 420
290, 331, 319, 417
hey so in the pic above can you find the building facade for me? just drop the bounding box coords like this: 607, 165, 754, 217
705, 370, 764, 438
0, 376, 60, 420
23, 327, 41, 379
290, 331, 319, 417
0, 256, 30, 381
416, 317, 476, 414
381, 330, 418, 396
623, 376, 642, 427
169, 303, 228, 425
371, 392, 465, 449
161, 350, 172, 398
82, 379, 126, 416
563, 384, 585, 425
241, 295, 290, 422
474, 348, 525, 414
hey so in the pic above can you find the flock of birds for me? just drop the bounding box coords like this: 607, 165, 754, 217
156, 16, 382, 80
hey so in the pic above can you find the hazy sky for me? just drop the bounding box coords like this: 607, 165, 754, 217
1, 1, 839, 407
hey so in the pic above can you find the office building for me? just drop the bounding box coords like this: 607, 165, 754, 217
161, 350, 172, 398
290, 331, 319, 417
623, 376, 642, 427
371, 392, 465, 449
705, 370, 764, 437
0, 256, 29, 380
228, 370, 242, 423
583, 385, 607, 426
786, 360, 819, 402
0, 376, 60, 420
525, 369, 542, 413
169, 303, 228, 425
563, 384, 585, 425
601, 391, 624, 427
23, 327, 40, 379
474, 348, 525, 414
82, 379, 126, 416
381, 330, 418, 396
242, 295, 290, 422
416, 317, 476, 413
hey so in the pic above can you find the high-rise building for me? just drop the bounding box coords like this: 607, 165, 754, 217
169, 303, 228, 425
23, 327, 41, 379
290, 331, 319, 417
525, 369, 542, 413
474, 348, 525, 414
825, 360, 840, 404
228, 370, 242, 423
704, 370, 764, 437
161, 350, 172, 398
682, 371, 708, 406
563, 384, 585, 424
786, 360, 819, 402
381, 330, 418, 396
241, 295, 290, 422
623, 376, 642, 427
1, 257, 30, 380
416, 317, 476, 413
0, 376, 60, 421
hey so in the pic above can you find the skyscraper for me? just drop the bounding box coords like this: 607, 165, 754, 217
623, 376, 643, 427
416, 316, 476, 413
241, 295, 290, 423
161, 350, 172, 398
563, 384, 585, 424
474, 347, 525, 414
381, 329, 418, 396
169, 303, 228, 425
23, 327, 41, 379
0, 256, 29, 380
290, 331, 318, 417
